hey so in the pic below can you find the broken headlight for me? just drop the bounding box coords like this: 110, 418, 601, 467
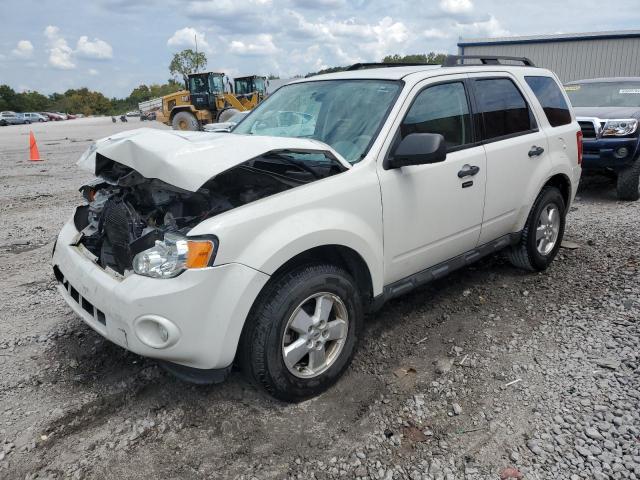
132, 233, 217, 279
602, 119, 638, 137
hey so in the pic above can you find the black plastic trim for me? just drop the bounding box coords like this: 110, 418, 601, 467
370, 232, 521, 311
443, 55, 536, 67
159, 360, 232, 385
467, 76, 540, 144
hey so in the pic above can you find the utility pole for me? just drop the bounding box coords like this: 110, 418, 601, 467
194, 34, 199, 73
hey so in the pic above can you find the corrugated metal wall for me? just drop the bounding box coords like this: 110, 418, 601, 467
459, 38, 640, 82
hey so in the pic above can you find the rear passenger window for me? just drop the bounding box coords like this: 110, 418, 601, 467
525, 76, 572, 127
474, 78, 536, 140
401, 82, 472, 150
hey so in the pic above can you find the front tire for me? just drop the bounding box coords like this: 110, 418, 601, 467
171, 111, 200, 131
239, 264, 363, 402
507, 186, 566, 271
616, 158, 640, 201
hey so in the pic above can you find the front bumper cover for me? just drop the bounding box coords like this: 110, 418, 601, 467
52, 218, 270, 371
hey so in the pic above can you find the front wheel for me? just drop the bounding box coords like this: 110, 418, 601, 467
616, 158, 640, 201
239, 264, 363, 401
507, 186, 566, 271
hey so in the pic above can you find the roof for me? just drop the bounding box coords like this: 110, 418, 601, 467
458, 29, 640, 47
566, 77, 640, 84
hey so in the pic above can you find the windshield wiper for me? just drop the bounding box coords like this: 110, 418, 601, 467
260, 152, 323, 178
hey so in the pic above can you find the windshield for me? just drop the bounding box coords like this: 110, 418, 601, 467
565, 81, 640, 108
189, 76, 208, 94
254, 77, 266, 94
233, 79, 402, 163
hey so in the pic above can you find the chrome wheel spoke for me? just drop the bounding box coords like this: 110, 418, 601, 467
325, 319, 347, 341
308, 348, 327, 371
290, 309, 313, 334
282, 292, 349, 379
283, 338, 310, 369
536, 225, 546, 241
314, 295, 334, 323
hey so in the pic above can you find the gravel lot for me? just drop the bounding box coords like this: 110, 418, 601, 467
0, 117, 638, 480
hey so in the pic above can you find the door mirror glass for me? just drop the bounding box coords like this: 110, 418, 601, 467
387, 133, 446, 169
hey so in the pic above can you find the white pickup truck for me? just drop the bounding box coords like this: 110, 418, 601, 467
53, 56, 582, 400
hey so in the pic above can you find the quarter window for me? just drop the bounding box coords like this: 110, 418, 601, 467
474, 78, 536, 140
525, 76, 572, 127
401, 82, 472, 149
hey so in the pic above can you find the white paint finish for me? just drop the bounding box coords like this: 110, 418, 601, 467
374, 73, 487, 283
189, 160, 386, 295
55, 64, 581, 371
53, 220, 270, 369
77, 127, 351, 192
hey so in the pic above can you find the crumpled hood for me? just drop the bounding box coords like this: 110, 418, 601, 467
573, 106, 640, 120
78, 128, 350, 192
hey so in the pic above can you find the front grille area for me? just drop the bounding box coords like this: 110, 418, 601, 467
579, 120, 596, 138
53, 266, 106, 325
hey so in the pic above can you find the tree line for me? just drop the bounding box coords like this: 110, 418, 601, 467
304, 52, 447, 77
0, 51, 447, 115
0, 80, 183, 116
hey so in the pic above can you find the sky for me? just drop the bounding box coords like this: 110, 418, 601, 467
0, 0, 639, 98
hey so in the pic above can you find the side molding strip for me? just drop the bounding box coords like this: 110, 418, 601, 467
370, 232, 521, 311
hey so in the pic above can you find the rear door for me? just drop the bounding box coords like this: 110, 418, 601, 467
468, 74, 552, 244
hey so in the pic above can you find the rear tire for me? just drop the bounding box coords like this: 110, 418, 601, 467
507, 186, 566, 272
239, 264, 363, 402
616, 158, 640, 201
171, 111, 200, 131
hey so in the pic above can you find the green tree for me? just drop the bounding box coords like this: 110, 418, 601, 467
169, 49, 207, 79
382, 52, 447, 64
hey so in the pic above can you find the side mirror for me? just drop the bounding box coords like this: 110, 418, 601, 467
385, 133, 447, 169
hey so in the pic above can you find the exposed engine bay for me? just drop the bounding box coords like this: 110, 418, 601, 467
74, 151, 345, 274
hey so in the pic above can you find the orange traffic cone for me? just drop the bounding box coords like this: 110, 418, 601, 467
29, 131, 41, 161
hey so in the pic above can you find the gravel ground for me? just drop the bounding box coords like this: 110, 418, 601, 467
0, 117, 638, 480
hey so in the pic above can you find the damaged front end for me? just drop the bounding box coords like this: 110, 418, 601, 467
73, 145, 347, 278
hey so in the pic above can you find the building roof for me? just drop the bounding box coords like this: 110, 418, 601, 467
458, 30, 640, 47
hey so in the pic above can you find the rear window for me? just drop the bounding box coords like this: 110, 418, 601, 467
525, 76, 571, 127
474, 78, 536, 141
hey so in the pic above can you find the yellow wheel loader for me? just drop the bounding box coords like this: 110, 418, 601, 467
156, 72, 267, 131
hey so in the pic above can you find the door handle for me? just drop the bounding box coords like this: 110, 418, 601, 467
528, 146, 545, 157
457, 164, 480, 178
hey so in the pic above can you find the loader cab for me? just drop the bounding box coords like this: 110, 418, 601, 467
234, 76, 266, 97
187, 72, 225, 110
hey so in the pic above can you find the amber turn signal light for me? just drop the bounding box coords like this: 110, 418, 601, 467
186, 240, 215, 269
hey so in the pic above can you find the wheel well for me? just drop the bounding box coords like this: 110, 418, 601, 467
270, 245, 374, 309
544, 174, 571, 207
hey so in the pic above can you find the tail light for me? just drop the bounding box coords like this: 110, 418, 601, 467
576, 130, 583, 166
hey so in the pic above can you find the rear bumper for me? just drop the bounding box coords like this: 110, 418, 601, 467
52, 218, 270, 370
582, 137, 639, 171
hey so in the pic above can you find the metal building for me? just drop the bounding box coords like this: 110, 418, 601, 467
457, 30, 640, 82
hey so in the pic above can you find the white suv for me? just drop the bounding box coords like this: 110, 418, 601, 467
52, 56, 582, 400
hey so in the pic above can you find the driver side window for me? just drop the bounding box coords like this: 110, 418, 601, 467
402, 82, 473, 150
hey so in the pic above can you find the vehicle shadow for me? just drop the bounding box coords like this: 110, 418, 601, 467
576, 173, 619, 202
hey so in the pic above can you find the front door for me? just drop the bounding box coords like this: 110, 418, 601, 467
377, 76, 487, 285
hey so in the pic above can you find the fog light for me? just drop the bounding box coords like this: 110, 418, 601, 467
615, 147, 629, 159
134, 315, 180, 349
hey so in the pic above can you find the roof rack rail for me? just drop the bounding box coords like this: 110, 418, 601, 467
443, 55, 536, 67
346, 62, 438, 71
